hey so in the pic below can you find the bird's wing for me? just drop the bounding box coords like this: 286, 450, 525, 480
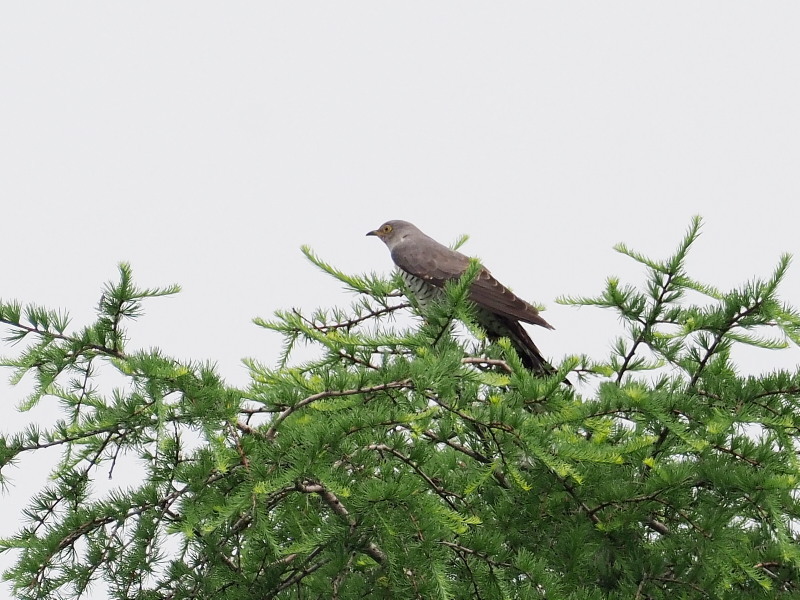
391, 240, 471, 286
393, 240, 554, 330
468, 270, 555, 330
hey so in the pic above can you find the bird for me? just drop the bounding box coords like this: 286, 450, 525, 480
367, 219, 562, 379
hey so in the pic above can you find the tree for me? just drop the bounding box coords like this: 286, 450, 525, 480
1, 216, 799, 599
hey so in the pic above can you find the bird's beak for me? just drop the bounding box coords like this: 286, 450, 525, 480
366, 229, 379, 237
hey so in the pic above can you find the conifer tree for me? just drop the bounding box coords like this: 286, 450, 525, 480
1, 216, 799, 599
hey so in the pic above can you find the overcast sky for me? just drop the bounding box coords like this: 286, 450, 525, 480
2, 3, 799, 595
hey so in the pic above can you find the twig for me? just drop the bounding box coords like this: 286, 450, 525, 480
265, 380, 412, 440
367, 443, 462, 510
461, 357, 513, 374
294, 480, 386, 564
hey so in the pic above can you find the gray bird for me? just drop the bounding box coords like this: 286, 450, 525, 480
367, 219, 560, 378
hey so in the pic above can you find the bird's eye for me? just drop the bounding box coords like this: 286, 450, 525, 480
382, 225, 393, 233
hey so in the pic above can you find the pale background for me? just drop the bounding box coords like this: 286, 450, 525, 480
1, 3, 799, 597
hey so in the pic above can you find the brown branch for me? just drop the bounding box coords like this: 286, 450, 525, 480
336, 349, 379, 370
235, 420, 259, 436
652, 575, 712, 597
646, 518, 670, 535
588, 489, 669, 517
423, 391, 518, 437
266, 553, 299, 569
265, 380, 413, 440
422, 430, 491, 464
615, 271, 675, 384
556, 474, 600, 525
688, 300, 764, 390
0, 317, 127, 360
294, 303, 411, 333
226, 422, 251, 469
294, 480, 386, 564
461, 357, 514, 374
712, 443, 760, 466
440, 541, 514, 569
367, 443, 462, 510
269, 555, 330, 597
331, 552, 356, 600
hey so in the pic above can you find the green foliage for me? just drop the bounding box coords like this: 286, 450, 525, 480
1, 218, 799, 599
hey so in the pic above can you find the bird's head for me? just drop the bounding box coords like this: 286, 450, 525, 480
366, 220, 419, 250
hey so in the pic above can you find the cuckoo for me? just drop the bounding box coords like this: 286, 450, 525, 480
367, 219, 562, 379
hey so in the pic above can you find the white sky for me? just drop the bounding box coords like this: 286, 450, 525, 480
1, 3, 799, 597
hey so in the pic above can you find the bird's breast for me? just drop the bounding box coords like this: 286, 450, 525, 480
399, 270, 442, 310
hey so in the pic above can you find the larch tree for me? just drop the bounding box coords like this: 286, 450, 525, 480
1, 216, 799, 599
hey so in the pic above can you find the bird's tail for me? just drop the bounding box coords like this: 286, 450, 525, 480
504, 321, 571, 386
